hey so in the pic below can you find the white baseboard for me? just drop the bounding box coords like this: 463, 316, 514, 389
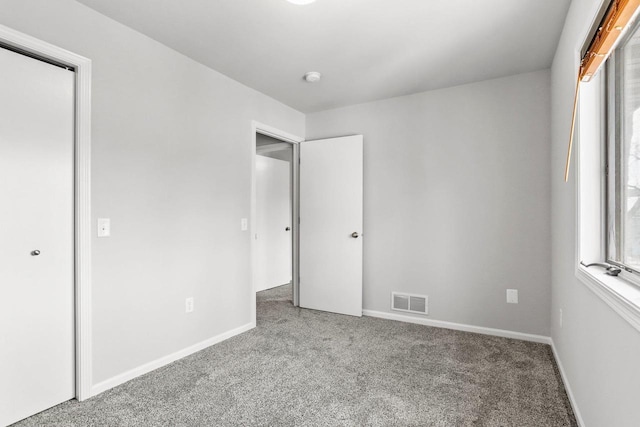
90, 321, 255, 397
362, 309, 552, 344
550, 339, 585, 427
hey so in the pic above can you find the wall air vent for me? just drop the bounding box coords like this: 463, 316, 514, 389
391, 292, 428, 315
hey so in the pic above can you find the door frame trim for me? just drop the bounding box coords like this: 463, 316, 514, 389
250, 121, 302, 323
0, 24, 93, 401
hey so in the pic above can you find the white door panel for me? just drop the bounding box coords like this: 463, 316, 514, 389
300, 135, 363, 317
0, 47, 75, 426
256, 156, 291, 292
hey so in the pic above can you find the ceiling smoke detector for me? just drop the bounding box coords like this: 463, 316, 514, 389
304, 72, 321, 83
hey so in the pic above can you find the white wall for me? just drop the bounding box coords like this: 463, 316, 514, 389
307, 70, 552, 336
255, 155, 292, 292
0, 0, 304, 389
551, 0, 640, 425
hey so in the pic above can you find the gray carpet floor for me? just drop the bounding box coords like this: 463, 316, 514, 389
14, 284, 576, 426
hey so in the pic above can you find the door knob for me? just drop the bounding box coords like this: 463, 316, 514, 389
285, 227, 291, 231
351, 232, 359, 238
31, 250, 41, 256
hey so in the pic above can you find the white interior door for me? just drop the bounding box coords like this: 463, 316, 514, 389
256, 155, 292, 292
0, 47, 75, 426
299, 135, 363, 316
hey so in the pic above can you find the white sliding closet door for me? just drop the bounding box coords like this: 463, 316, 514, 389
0, 47, 75, 426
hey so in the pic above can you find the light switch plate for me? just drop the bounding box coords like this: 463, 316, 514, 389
506, 289, 518, 304
97, 218, 110, 237
241, 218, 248, 231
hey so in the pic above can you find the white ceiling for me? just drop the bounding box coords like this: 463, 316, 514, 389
76, 0, 571, 113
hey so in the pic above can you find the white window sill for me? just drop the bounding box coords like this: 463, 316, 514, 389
576, 265, 640, 332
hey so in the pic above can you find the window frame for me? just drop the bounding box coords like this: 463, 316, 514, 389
604, 17, 640, 284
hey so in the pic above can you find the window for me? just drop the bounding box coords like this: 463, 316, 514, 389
575, 1, 640, 333
607, 18, 640, 276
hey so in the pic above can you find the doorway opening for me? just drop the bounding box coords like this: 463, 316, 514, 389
255, 133, 294, 304
249, 121, 304, 326
250, 122, 364, 322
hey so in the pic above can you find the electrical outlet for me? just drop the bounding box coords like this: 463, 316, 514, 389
506, 289, 518, 304
559, 309, 563, 328
185, 297, 194, 313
